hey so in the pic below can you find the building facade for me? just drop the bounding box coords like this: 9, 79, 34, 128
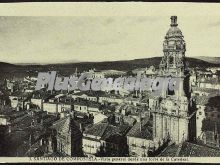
150, 16, 196, 145
50, 115, 83, 156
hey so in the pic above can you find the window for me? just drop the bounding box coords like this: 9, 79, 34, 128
199, 112, 202, 115
131, 152, 136, 156
170, 56, 174, 64
132, 143, 136, 147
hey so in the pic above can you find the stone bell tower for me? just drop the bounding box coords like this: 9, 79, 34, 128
151, 16, 196, 145
156, 16, 191, 99
159, 16, 187, 77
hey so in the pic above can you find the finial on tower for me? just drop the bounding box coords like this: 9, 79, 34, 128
170, 16, 178, 27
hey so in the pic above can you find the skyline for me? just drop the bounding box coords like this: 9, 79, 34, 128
0, 4, 220, 64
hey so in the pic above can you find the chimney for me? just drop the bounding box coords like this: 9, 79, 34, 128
170, 16, 178, 27
139, 108, 142, 132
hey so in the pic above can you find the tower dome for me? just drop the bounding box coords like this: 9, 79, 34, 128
165, 16, 183, 39
159, 16, 187, 76
166, 26, 183, 39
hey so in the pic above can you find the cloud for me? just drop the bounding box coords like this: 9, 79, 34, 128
0, 16, 219, 64
208, 21, 220, 27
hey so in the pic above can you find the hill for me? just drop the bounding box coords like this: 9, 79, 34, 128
0, 57, 219, 79
193, 56, 220, 64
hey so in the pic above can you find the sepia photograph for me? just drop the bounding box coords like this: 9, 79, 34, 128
0, 2, 219, 163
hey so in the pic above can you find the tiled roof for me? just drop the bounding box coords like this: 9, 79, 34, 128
158, 143, 179, 157
123, 116, 137, 126
126, 118, 153, 140
74, 100, 100, 108
42, 115, 57, 125
83, 122, 130, 141
179, 142, 220, 157
83, 122, 108, 137
50, 116, 81, 135
159, 142, 220, 157
0, 108, 15, 116
101, 124, 130, 141
32, 91, 55, 100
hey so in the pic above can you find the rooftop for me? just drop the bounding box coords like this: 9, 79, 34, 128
179, 142, 220, 157
158, 143, 179, 157
50, 116, 82, 136
74, 100, 101, 108
83, 121, 130, 141
126, 118, 153, 140
159, 142, 220, 157
32, 90, 55, 100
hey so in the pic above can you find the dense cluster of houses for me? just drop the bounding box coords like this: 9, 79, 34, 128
0, 65, 219, 157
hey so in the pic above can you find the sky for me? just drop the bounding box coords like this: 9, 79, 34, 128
0, 3, 220, 64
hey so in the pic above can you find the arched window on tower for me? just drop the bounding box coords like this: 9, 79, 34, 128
167, 77, 175, 95
169, 56, 174, 64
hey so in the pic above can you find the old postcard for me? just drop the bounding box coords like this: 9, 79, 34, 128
0, 2, 219, 163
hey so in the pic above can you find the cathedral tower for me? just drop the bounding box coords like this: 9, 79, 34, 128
159, 16, 187, 76
151, 16, 196, 145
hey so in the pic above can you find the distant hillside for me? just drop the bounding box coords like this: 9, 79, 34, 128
43, 57, 220, 72
0, 57, 219, 79
193, 56, 220, 64
0, 62, 22, 75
